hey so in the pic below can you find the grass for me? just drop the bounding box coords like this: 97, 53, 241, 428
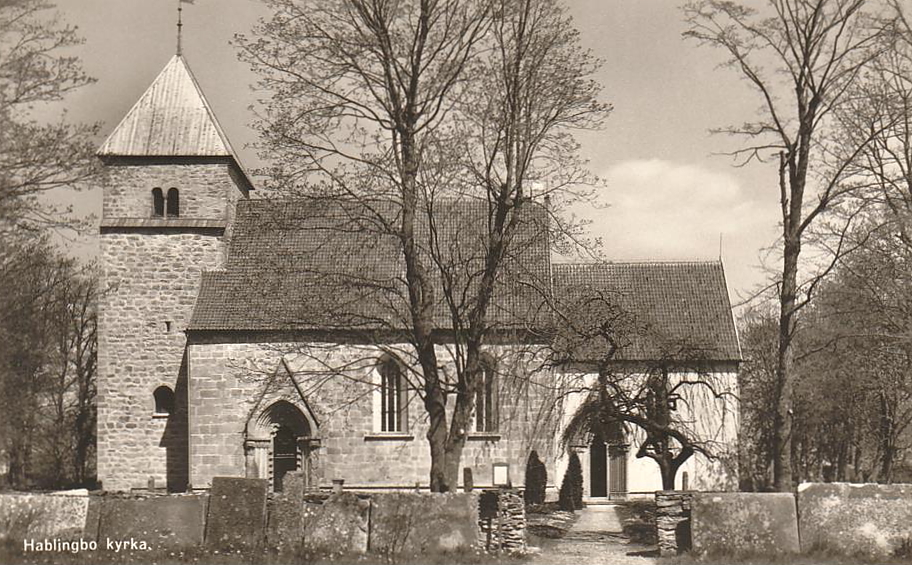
662, 551, 912, 565
0, 540, 527, 565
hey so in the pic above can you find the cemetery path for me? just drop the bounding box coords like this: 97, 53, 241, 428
528, 505, 659, 565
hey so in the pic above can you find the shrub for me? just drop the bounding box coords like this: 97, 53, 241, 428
523, 450, 547, 506
558, 452, 584, 511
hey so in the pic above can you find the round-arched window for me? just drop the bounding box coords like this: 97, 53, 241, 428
153, 386, 175, 415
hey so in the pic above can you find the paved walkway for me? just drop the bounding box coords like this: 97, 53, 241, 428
529, 505, 658, 565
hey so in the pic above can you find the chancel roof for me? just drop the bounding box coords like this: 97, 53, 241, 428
98, 55, 240, 160
551, 262, 742, 362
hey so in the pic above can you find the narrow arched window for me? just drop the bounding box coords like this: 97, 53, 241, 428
153, 386, 175, 415
166, 188, 180, 218
152, 188, 164, 217
475, 355, 498, 433
378, 355, 407, 432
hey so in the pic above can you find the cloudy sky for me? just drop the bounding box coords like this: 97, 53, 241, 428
50, 0, 784, 302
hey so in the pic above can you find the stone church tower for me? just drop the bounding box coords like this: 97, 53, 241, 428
96, 55, 252, 491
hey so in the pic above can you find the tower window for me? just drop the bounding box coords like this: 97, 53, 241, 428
152, 188, 164, 217
153, 386, 175, 415
378, 355, 407, 433
166, 188, 180, 218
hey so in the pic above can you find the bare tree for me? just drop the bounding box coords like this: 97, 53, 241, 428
236, 0, 608, 491
683, 0, 889, 491
551, 288, 737, 490
0, 0, 99, 235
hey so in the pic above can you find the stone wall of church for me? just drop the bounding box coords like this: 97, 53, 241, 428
98, 230, 226, 492
101, 161, 246, 220
97, 158, 249, 492
186, 340, 561, 491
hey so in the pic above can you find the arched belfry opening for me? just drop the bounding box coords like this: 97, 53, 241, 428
245, 400, 319, 492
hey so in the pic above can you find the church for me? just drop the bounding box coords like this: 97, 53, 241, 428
95, 54, 741, 496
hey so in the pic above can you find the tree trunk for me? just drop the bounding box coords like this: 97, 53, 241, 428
879, 392, 895, 484
774, 147, 803, 492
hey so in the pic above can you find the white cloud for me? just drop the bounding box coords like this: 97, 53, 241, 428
581, 159, 775, 263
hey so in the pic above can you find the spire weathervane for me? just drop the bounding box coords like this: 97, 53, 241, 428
177, 0, 194, 56
177, 0, 183, 55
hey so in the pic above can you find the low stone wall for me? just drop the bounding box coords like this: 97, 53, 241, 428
654, 491, 693, 556
93, 493, 208, 550
302, 492, 370, 554
477, 489, 525, 553
691, 492, 799, 557
798, 482, 912, 559
372, 492, 480, 555
0, 481, 519, 558
0, 491, 89, 542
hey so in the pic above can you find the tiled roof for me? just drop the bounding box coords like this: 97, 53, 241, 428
98, 55, 239, 159
189, 201, 741, 363
189, 198, 552, 332
551, 262, 741, 362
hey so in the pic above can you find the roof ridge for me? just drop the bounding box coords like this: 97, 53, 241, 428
556, 260, 723, 268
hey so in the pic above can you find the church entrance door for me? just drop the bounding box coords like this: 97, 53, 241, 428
608, 444, 628, 499
590, 438, 607, 497
273, 425, 297, 492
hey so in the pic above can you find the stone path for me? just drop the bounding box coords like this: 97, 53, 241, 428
528, 505, 659, 565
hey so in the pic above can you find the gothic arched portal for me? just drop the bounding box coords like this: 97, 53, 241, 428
246, 400, 316, 492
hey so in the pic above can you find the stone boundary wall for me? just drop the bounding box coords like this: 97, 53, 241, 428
0, 481, 524, 558
691, 492, 799, 557
660, 483, 912, 560
654, 490, 693, 556
0, 491, 90, 542
798, 482, 912, 559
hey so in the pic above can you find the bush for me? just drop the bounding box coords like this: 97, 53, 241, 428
558, 452, 584, 511
523, 451, 547, 506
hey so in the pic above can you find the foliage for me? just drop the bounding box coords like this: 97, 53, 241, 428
236, 0, 609, 491
683, 0, 892, 491
523, 450, 547, 506
739, 225, 912, 487
0, 0, 99, 234
0, 236, 98, 489
557, 451, 582, 511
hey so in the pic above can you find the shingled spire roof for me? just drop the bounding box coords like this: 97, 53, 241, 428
98, 55, 241, 161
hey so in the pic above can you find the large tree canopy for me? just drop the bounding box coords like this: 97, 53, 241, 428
237, 0, 609, 491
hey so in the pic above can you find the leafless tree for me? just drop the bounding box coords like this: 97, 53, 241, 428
683, 0, 890, 491
236, 0, 608, 491
0, 0, 99, 235
549, 284, 738, 491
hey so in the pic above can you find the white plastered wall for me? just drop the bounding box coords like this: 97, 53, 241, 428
553, 367, 739, 496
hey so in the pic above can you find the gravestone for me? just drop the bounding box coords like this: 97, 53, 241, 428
266, 471, 306, 553
205, 477, 269, 550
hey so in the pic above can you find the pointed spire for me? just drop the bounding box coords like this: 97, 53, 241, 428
98, 55, 237, 159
